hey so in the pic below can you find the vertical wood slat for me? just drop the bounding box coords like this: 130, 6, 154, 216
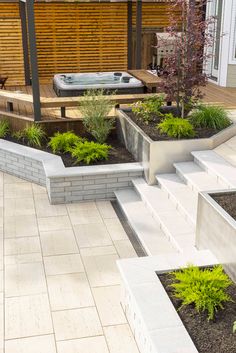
0, 3, 24, 86
0, 1, 180, 85
0, 19, 25, 86
34, 3, 128, 83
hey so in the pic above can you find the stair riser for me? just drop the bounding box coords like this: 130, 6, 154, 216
133, 185, 172, 242
158, 222, 187, 253
115, 197, 155, 256
134, 183, 196, 251
155, 179, 196, 225
115, 189, 179, 255
175, 168, 200, 194
193, 157, 232, 189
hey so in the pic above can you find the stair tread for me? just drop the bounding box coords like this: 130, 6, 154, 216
192, 150, 236, 187
115, 189, 177, 256
156, 173, 198, 224
132, 178, 176, 213
133, 178, 195, 238
174, 161, 226, 191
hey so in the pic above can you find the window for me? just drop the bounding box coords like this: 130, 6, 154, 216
234, 17, 236, 60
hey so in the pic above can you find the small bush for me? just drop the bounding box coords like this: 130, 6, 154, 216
233, 321, 236, 333
70, 141, 111, 164
13, 124, 46, 147
0, 120, 10, 138
190, 105, 231, 130
157, 114, 195, 139
79, 89, 115, 143
12, 130, 23, 140
132, 94, 165, 124
170, 265, 232, 321
48, 131, 84, 154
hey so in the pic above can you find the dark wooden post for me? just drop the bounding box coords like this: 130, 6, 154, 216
26, 0, 41, 121
19, 0, 31, 86
127, 0, 133, 69
136, 0, 142, 69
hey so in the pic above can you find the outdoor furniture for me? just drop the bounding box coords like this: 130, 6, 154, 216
127, 69, 163, 93
0, 76, 8, 89
127, 70, 173, 105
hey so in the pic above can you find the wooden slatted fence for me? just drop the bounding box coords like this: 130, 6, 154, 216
0, 1, 179, 85
0, 18, 25, 86
34, 3, 128, 83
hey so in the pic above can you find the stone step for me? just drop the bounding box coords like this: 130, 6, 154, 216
115, 189, 177, 256
173, 161, 227, 193
192, 150, 236, 188
132, 178, 196, 251
214, 142, 236, 168
156, 173, 198, 225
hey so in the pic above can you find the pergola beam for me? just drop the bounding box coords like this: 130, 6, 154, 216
136, 0, 142, 69
25, 0, 41, 121
19, 1, 31, 86
127, 0, 133, 69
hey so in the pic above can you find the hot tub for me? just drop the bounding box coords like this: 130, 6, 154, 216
53, 71, 144, 97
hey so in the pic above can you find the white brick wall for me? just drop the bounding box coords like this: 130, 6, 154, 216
0, 149, 46, 186
0, 140, 143, 204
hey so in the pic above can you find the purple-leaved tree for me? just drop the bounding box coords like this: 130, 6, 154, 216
157, 0, 214, 118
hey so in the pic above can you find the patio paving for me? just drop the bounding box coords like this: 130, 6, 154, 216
0, 172, 140, 353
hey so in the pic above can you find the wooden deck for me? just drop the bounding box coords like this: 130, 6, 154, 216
0, 82, 236, 121
201, 84, 236, 109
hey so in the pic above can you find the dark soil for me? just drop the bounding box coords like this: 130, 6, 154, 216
126, 111, 220, 141
5, 135, 135, 167
158, 272, 236, 353
212, 192, 236, 221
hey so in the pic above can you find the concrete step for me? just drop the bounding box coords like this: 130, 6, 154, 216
132, 178, 196, 251
192, 150, 236, 188
214, 140, 236, 168
156, 173, 198, 224
173, 161, 227, 193
115, 189, 177, 256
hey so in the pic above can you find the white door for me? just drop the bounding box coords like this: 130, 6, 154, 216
208, 0, 223, 79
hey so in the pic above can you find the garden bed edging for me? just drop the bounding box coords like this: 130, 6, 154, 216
117, 250, 218, 353
117, 109, 236, 184
196, 190, 236, 282
0, 139, 143, 204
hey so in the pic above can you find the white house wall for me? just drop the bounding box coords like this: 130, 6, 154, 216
207, 0, 236, 87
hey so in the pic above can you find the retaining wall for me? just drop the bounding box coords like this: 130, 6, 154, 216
0, 139, 143, 204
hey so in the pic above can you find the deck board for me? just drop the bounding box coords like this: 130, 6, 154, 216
0, 82, 235, 121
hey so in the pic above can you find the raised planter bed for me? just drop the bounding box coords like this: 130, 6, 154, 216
117, 250, 218, 353
196, 190, 236, 282
0, 139, 143, 204
117, 109, 236, 184
5, 135, 135, 167
159, 271, 236, 353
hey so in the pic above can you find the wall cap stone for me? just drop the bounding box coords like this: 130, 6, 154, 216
117, 250, 218, 353
0, 139, 143, 178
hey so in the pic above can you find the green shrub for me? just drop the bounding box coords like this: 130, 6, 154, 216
233, 321, 236, 333
132, 94, 165, 124
157, 114, 195, 139
13, 124, 46, 147
70, 141, 111, 164
12, 130, 23, 140
170, 265, 232, 321
48, 131, 84, 154
0, 120, 10, 138
190, 105, 231, 130
79, 89, 115, 143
